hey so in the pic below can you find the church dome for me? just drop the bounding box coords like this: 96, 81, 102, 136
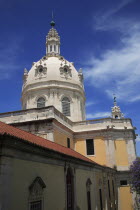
21, 23, 85, 122
23, 56, 82, 89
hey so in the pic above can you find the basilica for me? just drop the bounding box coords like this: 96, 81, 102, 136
0, 20, 137, 210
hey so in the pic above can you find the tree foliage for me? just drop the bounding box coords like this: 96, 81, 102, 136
130, 157, 140, 195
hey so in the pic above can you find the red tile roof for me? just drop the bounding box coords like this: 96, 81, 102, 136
0, 121, 97, 165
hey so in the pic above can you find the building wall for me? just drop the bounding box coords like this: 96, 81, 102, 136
115, 140, 129, 167
0, 152, 118, 210
75, 138, 107, 166
53, 129, 74, 149
119, 186, 133, 210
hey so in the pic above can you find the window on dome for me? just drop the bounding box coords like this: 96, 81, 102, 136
39, 68, 43, 73
62, 97, 70, 116
64, 68, 68, 73
37, 97, 45, 108
54, 45, 56, 52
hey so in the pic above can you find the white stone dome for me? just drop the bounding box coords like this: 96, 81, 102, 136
21, 26, 85, 122
23, 56, 82, 88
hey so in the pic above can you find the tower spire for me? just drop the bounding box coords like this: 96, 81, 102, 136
50, 11, 55, 27
113, 94, 117, 106
111, 94, 124, 119
46, 15, 60, 56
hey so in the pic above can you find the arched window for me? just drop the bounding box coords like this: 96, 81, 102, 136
66, 168, 74, 210
37, 97, 45, 108
86, 178, 92, 210
62, 97, 70, 116
29, 177, 46, 210
50, 45, 52, 52
54, 45, 56, 52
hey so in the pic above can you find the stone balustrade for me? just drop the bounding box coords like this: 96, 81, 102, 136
0, 106, 133, 132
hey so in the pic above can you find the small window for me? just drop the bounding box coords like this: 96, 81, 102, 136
112, 180, 115, 196
64, 68, 68, 73
37, 97, 45, 108
86, 179, 92, 210
108, 180, 111, 199
50, 45, 52, 52
120, 180, 127, 186
62, 97, 70, 116
99, 189, 103, 210
54, 45, 56, 52
67, 138, 70, 148
66, 168, 74, 209
30, 200, 42, 210
86, 139, 94, 155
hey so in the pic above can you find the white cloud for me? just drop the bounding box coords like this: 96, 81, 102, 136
136, 135, 140, 142
86, 112, 111, 119
84, 25, 140, 103
93, 0, 134, 33
0, 39, 22, 80
86, 101, 96, 107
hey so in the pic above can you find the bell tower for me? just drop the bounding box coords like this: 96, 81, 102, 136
111, 95, 124, 119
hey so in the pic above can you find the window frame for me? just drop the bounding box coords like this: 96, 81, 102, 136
61, 97, 71, 117
67, 138, 70, 148
30, 200, 42, 210
86, 139, 95, 156
120, 180, 128, 186
37, 97, 45, 108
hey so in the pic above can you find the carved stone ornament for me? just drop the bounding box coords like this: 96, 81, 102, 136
86, 178, 92, 191
23, 68, 28, 83
78, 68, 83, 83
35, 64, 47, 78
59, 60, 72, 79
29, 177, 46, 201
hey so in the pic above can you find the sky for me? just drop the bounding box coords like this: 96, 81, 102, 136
0, 0, 140, 155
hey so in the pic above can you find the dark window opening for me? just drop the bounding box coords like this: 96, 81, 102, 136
66, 168, 74, 210
112, 180, 115, 196
108, 180, 111, 199
99, 189, 103, 210
30, 200, 42, 210
86, 139, 94, 155
64, 68, 68, 73
39, 68, 43, 73
115, 115, 118, 119
37, 97, 45, 108
87, 191, 91, 210
120, 180, 127, 186
67, 138, 70, 148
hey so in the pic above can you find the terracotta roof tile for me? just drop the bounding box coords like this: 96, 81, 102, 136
0, 121, 97, 165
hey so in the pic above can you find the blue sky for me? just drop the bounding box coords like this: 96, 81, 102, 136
0, 0, 140, 155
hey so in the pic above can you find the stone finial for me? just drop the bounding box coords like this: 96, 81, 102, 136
111, 95, 124, 119
78, 68, 83, 83
23, 68, 28, 83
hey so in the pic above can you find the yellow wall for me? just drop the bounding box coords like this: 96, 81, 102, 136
115, 140, 129, 166
119, 186, 133, 210
75, 138, 107, 166
54, 129, 74, 149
